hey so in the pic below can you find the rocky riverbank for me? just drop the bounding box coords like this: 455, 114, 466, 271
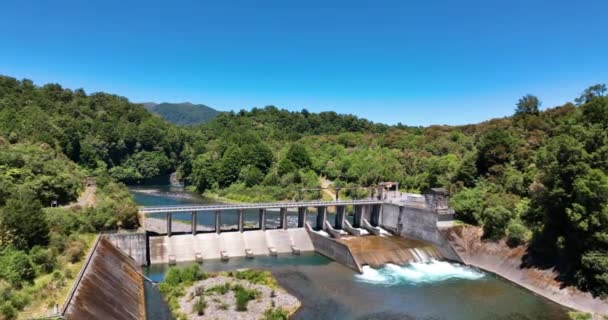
441, 225, 608, 318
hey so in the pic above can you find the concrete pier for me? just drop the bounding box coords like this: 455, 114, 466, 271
316, 206, 327, 230
279, 208, 287, 229
297, 207, 307, 228
191, 211, 197, 235
215, 210, 220, 233
166, 213, 172, 237
259, 209, 266, 230
335, 206, 345, 229
237, 209, 244, 232
353, 205, 362, 228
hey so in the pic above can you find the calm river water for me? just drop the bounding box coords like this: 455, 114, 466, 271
131, 184, 570, 320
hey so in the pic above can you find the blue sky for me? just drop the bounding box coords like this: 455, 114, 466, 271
1, 0, 607, 126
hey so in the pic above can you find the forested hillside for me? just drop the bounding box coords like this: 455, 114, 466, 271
0, 76, 188, 183
0, 74, 606, 307
144, 102, 220, 126
180, 87, 608, 298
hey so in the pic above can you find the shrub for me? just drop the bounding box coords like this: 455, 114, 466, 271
0, 248, 36, 287
262, 308, 289, 320
480, 206, 514, 240
450, 187, 484, 224
232, 284, 260, 312
0, 301, 16, 320
230, 269, 276, 288
206, 283, 231, 295
568, 311, 592, 320
192, 296, 207, 316
164, 265, 207, 286
65, 239, 86, 263
30, 246, 57, 274
506, 220, 531, 247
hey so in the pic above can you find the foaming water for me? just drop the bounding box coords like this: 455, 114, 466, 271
356, 260, 484, 286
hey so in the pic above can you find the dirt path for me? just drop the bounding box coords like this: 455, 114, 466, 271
63, 185, 96, 209
319, 176, 336, 200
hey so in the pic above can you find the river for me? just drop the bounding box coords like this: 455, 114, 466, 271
131, 184, 571, 320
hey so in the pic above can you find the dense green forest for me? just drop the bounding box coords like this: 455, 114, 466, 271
0, 73, 606, 317
143, 102, 220, 126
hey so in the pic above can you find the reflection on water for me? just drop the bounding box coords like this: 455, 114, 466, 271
132, 185, 570, 320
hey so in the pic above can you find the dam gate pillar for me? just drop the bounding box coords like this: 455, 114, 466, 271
297, 207, 307, 228
335, 206, 345, 229
166, 213, 172, 237
191, 211, 197, 235
316, 206, 327, 230
280, 208, 288, 229
238, 209, 244, 232
353, 205, 362, 228
215, 210, 221, 234
259, 209, 266, 231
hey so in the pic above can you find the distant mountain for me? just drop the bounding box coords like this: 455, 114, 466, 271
142, 102, 220, 125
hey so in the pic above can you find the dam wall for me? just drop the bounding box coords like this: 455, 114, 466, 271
149, 228, 315, 264
307, 226, 362, 273
380, 203, 462, 262
63, 237, 147, 320
105, 231, 148, 266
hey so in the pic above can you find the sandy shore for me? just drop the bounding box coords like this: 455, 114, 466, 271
441, 226, 608, 318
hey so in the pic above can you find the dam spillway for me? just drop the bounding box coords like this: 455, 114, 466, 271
338, 234, 441, 268
120, 187, 462, 273
149, 228, 314, 264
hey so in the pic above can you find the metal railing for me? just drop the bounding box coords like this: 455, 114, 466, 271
139, 199, 385, 214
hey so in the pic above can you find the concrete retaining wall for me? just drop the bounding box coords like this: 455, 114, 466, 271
307, 229, 362, 273
105, 232, 148, 266
442, 226, 608, 317
379, 203, 462, 262
63, 237, 146, 320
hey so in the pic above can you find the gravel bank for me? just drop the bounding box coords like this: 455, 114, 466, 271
178, 275, 300, 319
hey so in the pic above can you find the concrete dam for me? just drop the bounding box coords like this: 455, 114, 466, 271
110, 189, 459, 272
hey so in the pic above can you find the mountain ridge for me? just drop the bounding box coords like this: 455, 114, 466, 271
142, 102, 220, 126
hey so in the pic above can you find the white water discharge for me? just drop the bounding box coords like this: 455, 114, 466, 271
356, 260, 484, 286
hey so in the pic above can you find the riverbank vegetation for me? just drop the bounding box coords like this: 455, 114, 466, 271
0, 74, 606, 300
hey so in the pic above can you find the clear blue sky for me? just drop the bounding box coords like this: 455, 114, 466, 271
1, 0, 607, 126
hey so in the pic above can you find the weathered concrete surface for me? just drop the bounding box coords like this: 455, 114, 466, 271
266, 229, 293, 253
63, 237, 146, 320
288, 228, 315, 251
442, 226, 608, 317
106, 232, 148, 266
307, 226, 362, 273
380, 203, 462, 262
338, 235, 441, 268
149, 228, 315, 264
243, 230, 269, 255
219, 232, 246, 257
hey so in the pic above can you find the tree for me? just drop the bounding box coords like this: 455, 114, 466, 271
515, 94, 541, 116
0, 248, 36, 287
0, 192, 49, 250
481, 206, 514, 240
476, 128, 517, 176
450, 187, 485, 224
575, 84, 607, 105
286, 144, 312, 169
